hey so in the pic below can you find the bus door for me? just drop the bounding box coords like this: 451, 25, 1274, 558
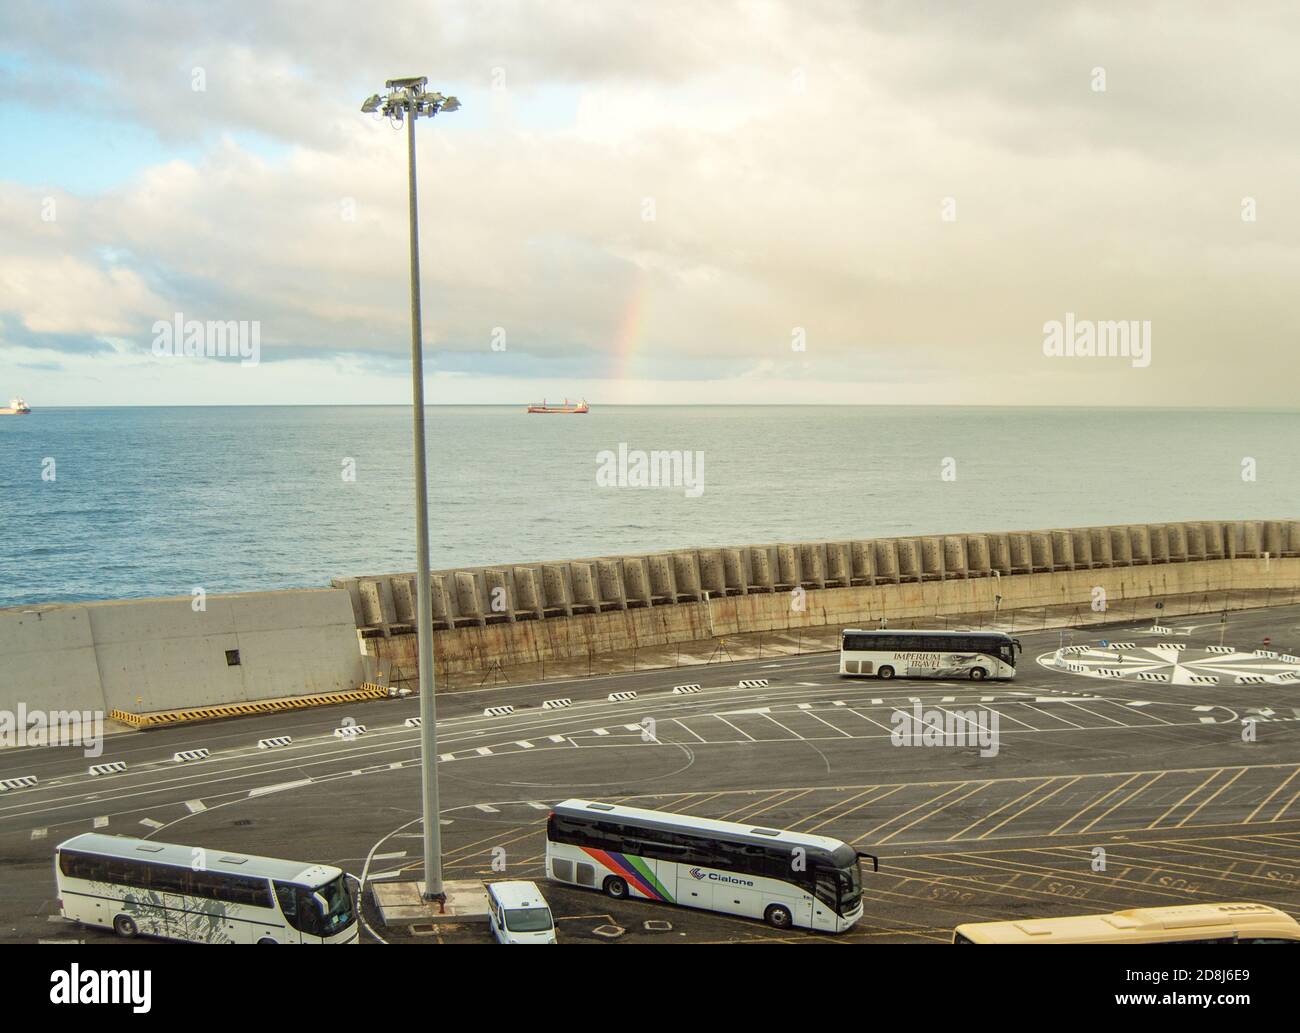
273, 881, 305, 944
809, 868, 841, 932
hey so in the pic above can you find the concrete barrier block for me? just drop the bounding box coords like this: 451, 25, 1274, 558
749, 548, 774, 592
776, 545, 799, 589
484, 569, 514, 622
1183, 522, 1205, 561
1089, 527, 1112, 567
391, 575, 417, 625
987, 534, 1012, 574
596, 560, 627, 610
1030, 532, 1053, 572
722, 548, 748, 595
920, 537, 944, 580
1148, 524, 1169, 565
1284, 521, 1300, 557
799, 543, 826, 587
1165, 523, 1188, 562
454, 571, 484, 624
850, 541, 876, 585
1008, 533, 1032, 573
1050, 530, 1074, 570
569, 562, 598, 613
825, 542, 850, 587
1202, 521, 1225, 559
622, 558, 652, 607
512, 566, 543, 617
1070, 529, 1093, 569
357, 579, 394, 629
896, 539, 921, 581
648, 555, 676, 602
874, 540, 901, 582
672, 552, 702, 601
542, 565, 571, 614
965, 535, 990, 576
430, 575, 453, 628
1109, 526, 1132, 566
698, 549, 726, 595
1263, 520, 1284, 558
1129, 524, 1152, 564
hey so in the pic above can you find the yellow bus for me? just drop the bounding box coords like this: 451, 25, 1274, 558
954, 903, 1300, 944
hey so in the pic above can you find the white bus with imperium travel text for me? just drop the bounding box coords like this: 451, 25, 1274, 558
839, 629, 1020, 681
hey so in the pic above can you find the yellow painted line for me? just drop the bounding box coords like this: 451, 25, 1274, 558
876, 782, 994, 845
717, 789, 791, 822
853, 784, 969, 844
806, 785, 906, 833
977, 776, 1080, 840
1270, 788, 1300, 823
1149, 769, 1225, 830
1177, 768, 1246, 828
1049, 773, 1140, 836
1245, 768, 1300, 824
1078, 771, 1165, 835
950, 778, 1054, 841
793, 787, 881, 832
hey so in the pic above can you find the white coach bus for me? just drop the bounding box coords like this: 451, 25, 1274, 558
55, 833, 359, 944
545, 799, 878, 932
839, 629, 1020, 681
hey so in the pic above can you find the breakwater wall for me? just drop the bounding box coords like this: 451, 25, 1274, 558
335, 519, 1300, 676
3, 519, 1297, 722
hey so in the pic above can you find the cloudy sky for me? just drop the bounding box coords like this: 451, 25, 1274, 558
1, 1, 1297, 406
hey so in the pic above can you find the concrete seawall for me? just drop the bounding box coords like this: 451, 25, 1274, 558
336, 518, 1300, 679
3, 519, 1296, 720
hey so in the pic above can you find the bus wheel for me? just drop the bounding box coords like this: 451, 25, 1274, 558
877, 666, 895, 680
969, 667, 987, 681
765, 904, 793, 930
257, 937, 277, 944
604, 876, 629, 900
113, 915, 138, 939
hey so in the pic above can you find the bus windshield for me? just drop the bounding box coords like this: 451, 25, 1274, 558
314, 875, 356, 935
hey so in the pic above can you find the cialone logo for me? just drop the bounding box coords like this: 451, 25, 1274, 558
689, 867, 706, 880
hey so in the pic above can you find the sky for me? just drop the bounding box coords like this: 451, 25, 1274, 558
0, 1, 1298, 406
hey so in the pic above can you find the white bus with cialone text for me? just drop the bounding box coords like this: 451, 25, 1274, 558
545, 799, 878, 932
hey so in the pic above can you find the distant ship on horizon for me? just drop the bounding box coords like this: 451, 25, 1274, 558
526, 397, 589, 414
0, 397, 31, 415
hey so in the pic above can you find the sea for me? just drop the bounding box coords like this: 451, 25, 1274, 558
1, 405, 1296, 609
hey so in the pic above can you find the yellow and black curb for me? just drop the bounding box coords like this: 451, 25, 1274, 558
109, 683, 392, 729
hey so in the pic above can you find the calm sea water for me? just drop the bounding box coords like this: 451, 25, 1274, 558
1, 406, 1296, 609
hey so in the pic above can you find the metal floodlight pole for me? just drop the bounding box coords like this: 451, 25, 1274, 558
363, 77, 459, 903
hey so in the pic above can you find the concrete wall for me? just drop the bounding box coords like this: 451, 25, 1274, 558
0, 589, 365, 717
332, 519, 1300, 676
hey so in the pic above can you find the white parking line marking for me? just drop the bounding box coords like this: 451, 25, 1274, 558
93, 816, 108, 828
139, 818, 163, 829
249, 779, 312, 798
185, 800, 206, 813
475, 804, 500, 813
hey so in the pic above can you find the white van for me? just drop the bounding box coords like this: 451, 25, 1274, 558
486, 881, 557, 944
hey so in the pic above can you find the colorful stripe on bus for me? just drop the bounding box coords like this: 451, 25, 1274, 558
581, 847, 675, 903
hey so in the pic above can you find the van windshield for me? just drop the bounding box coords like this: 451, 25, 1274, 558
504, 906, 554, 933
